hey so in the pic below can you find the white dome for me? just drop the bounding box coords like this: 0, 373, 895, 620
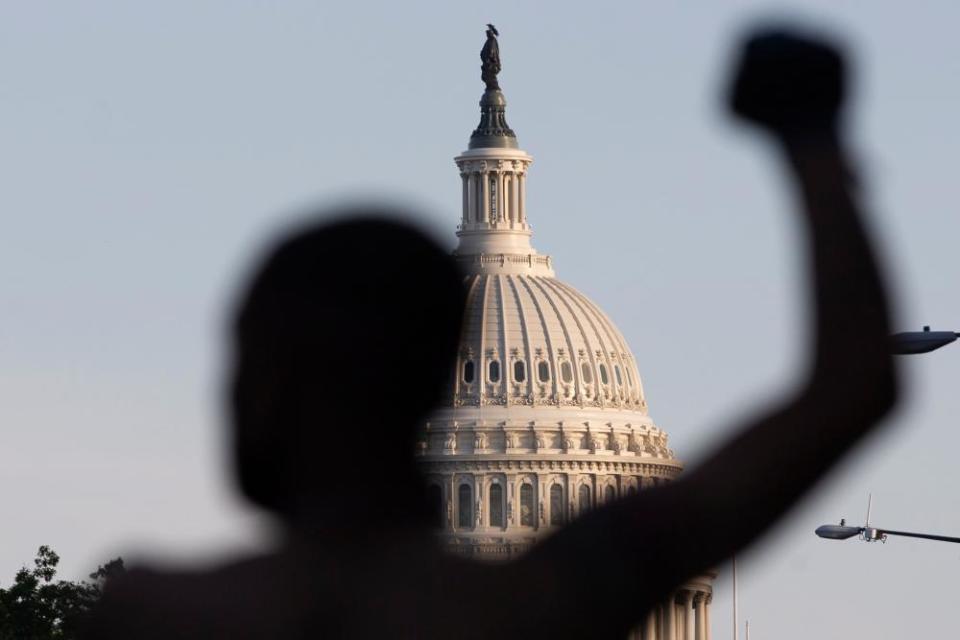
448, 272, 647, 413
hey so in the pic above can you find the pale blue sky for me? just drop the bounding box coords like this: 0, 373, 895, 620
3, 2, 960, 638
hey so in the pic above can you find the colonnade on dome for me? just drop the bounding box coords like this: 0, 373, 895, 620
458, 154, 530, 230
628, 584, 714, 640
419, 463, 679, 558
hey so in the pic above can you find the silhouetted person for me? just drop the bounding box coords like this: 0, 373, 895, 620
83, 28, 898, 639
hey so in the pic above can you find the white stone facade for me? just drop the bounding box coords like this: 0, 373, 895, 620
415, 91, 713, 640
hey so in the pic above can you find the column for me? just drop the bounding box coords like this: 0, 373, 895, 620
445, 475, 455, 530
518, 173, 526, 224
476, 474, 485, 528
466, 173, 476, 224
505, 473, 517, 528
461, 173, 469, 224
704, 595, 711, 640
510, 172, 520, 225
503, 173, 513, 223
481, 171, 490, 223
475, 174, 483, 223
694, 593, 706, 640
683, 591, 694, 640
663, 596, 676, 640
497, 171, 506, 222
644, 608, 657, 640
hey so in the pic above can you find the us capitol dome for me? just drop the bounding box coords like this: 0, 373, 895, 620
416, 28, 714, 640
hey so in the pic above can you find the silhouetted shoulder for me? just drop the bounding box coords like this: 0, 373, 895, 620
83, 536, 524, 640
83, 554, 318, 639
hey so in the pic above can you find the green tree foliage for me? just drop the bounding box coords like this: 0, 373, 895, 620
0, 546, 124, 640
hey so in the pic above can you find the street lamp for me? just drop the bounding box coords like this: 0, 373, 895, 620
816, 495, 960, 545
816, 522, 960, 545
890, 326, 959, 354
814, 332, 960, 548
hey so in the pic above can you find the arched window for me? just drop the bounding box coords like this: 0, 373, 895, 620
581, 362, 593, 384
599, 363, 609, 385
458, 483, 473, 529
604, 484, 616, 504
615, 365, 623, 386
627, 486, 637, 496
520, 483, 535, 527
513, 360, 526, 382
488, 360, 501, 383
463, 361, 475, 384
560, 361, 573, 383
428, 484, 444, 529
537, 361, 550, 382
578, 484, 591, 515
550, 485, 565, 525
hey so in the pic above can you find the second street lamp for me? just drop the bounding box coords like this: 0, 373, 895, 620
815, 496, 960, 545
889, 326, 959, 354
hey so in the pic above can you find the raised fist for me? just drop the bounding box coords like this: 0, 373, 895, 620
728, 29, 847, 135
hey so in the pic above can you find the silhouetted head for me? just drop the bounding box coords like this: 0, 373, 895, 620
230, 210, 465, 526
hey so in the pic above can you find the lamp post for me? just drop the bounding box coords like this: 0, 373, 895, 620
816, 492, 960, 546
816, 522, 960, 545
732, 555, 738, 640
889, 326, 959, 354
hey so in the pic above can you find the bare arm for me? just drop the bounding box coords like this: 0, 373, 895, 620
507, 31, 899, 639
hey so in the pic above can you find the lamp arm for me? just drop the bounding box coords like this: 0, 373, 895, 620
879, 529, 960, 544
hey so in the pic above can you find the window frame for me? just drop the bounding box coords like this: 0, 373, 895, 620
581, 362, 593, 384
537, 361, 551, 383
488, 360, 501, 383
457, 483, 473, 529
519, 482, 535, 527
489, 482, 504, 528
513, 360, 526, 383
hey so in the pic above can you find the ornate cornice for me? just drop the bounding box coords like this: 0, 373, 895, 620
417, 457, 683, 477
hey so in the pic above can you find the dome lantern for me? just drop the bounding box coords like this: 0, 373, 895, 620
454, 26, 540, 262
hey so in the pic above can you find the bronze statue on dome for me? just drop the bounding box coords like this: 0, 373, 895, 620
481, 24, 501, 91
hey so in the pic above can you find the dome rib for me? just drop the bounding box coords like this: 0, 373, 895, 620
560, 281, 641, 404
456, 275, 486, 404
561, 282, 622, 394
478, 274, 492, 392
505, 274, 534, 402
549, 278, 615, 407
535, 277, 596, 406
516, 275, 560, 402
494, 275, 509, 404
527, 276, 584, 406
